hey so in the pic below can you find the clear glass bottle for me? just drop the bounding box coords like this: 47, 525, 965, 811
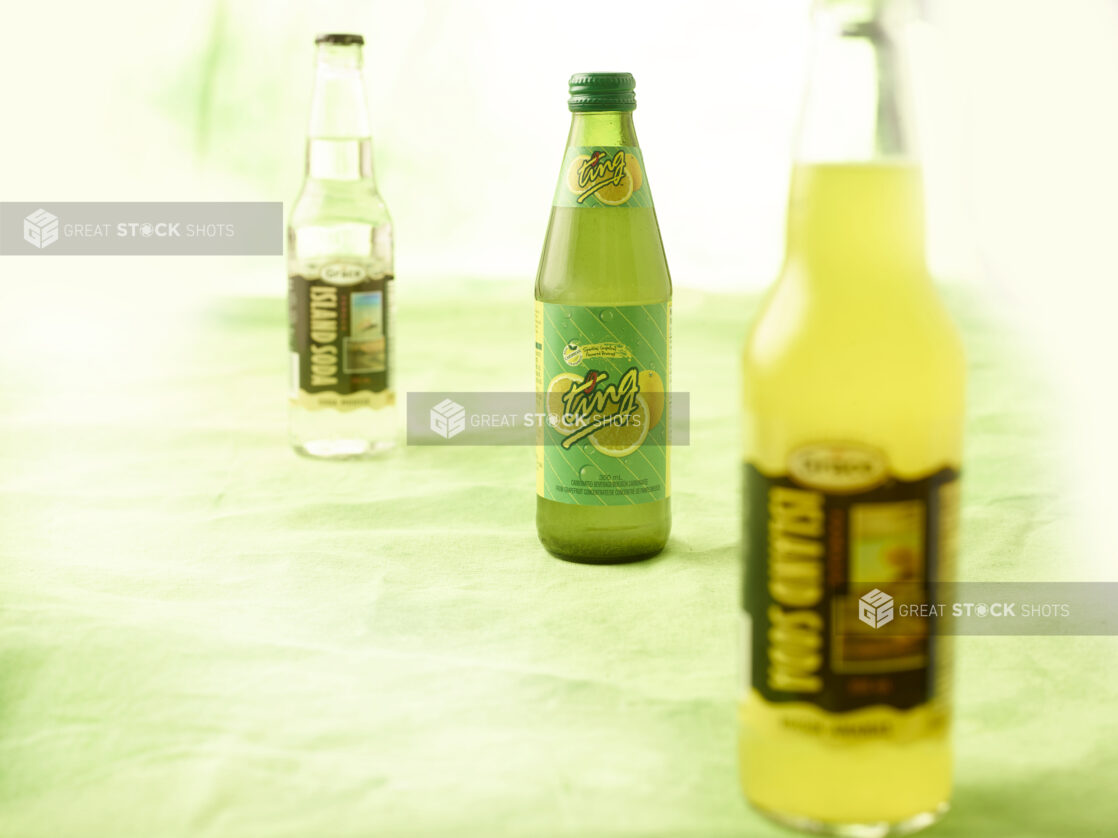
287, 33, 395, 459
740, 1, 964, 834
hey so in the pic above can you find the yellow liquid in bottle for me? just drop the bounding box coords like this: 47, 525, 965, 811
740, 163, 964, 833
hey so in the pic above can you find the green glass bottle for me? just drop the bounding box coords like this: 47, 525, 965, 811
534, 73, 672, 564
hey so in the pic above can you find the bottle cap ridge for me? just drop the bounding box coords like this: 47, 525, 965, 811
315, 33, 365, 46
568, 72, 637, 112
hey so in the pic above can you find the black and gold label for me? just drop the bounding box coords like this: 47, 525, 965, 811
288, 264, 392, 409
743, 443, 958, 713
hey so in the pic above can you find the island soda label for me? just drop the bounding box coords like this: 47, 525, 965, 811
288, 261, 393, 411
743, 445, 959, 714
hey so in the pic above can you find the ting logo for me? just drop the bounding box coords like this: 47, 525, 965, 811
557, 368, 641, 450
573, 150, 628, 202
564, 149, 641, 206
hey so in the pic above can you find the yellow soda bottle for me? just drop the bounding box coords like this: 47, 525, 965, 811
740, 1, 965, 834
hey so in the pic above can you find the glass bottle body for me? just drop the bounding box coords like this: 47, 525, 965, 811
535, 110, 672, 562
287, 41, 395, 459
740, 4, 963, 833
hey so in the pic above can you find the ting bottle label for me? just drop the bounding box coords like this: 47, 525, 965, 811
553, 146, 652, 209
743, 444, 959, 713
288, 262, 394, 412
535, 301, 669, 505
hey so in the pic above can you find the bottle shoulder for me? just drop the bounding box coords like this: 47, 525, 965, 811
744, 269, 966, 386
287, 185, 394, 270
290, 181, 392, 228
535, 206, 671, 303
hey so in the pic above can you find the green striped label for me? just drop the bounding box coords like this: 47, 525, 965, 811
535, 301, 669, 505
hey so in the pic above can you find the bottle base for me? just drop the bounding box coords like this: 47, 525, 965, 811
539, 537, 666, 565
293, 438, 396, 460
750, 802, 948, 838
535, 496, 670, 565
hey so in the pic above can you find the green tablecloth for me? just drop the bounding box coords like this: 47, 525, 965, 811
1, 277, 1114, 837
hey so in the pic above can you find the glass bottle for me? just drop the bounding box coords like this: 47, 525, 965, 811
740, 2, 964, 833
287, 33, 395, 459
535, 72, 672, 563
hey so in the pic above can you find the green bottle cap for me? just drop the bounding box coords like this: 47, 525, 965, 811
568, 72, 637, 112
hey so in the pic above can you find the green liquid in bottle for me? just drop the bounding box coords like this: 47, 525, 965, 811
534, 74, 672, 563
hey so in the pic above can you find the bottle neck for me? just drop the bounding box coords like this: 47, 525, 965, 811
305, 43, 375, 182
795, 0, 917, 163
565, 111, 639, 147
787, 0, 926, 277
785, 163, 926, 276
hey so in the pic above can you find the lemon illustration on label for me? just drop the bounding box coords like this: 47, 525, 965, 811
593, 154, 642, 206
589, 395, 651, 457
626, 153, 642, 192
637, 369, 663, 428
566, 156, 592, 195
587, 368, 663, 457
594, 172, 634, 205
546, 372, 584, 435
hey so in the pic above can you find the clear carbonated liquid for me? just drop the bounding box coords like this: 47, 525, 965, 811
288, 137, 395, 459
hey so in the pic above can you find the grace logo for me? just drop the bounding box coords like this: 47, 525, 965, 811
859, 588, 894, 629
430, 398, 466, 440
24, 209, 59, 249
